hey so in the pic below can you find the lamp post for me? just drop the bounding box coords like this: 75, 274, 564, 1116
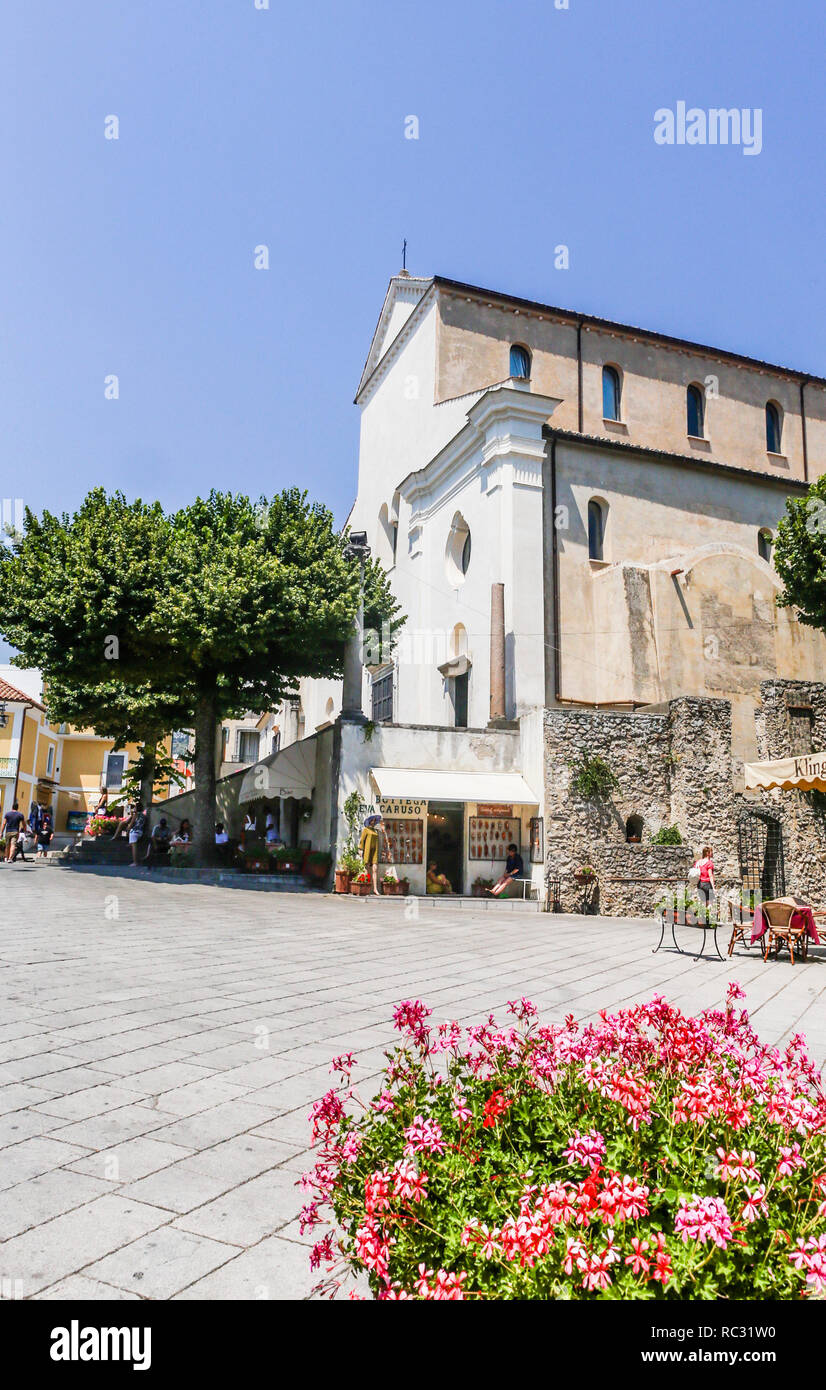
341, 530, 370, 723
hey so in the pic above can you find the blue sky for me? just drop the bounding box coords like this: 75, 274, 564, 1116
1, 0, 823, 536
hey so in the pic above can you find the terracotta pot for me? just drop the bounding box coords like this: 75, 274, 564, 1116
334, 869, 352, 894
574, 872, 596, 886
350, 881, 371, 896
381, 880, 409, 896
304, 860, 330, 880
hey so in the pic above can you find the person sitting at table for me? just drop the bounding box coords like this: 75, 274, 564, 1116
488, 844, 524, 897
426, 861, 453, 895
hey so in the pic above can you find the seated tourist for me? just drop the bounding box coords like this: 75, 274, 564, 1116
170, 818, 193, 847
426, 861, 453, 895
488, 843, 524, 897
146, 816, 172, 862
214, 823, 229, 846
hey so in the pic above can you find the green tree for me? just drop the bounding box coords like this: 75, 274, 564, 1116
154, 490, 401, 860
773, 477, 826, 632
0, 490, 192, 804
0, 488, 402, 863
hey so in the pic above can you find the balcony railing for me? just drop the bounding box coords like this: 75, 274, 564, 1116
0, 757, 18, 778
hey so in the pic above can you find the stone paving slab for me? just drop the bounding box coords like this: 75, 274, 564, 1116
0, 866, 824, 1300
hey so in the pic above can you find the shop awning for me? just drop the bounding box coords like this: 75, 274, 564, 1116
370, 767, 539, 804
238, 738, 316, 804
744, 755, 826, 793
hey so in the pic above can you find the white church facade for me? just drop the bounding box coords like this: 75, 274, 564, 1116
161, 273, 826, 909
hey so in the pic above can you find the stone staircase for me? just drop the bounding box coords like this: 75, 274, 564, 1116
62, 835, 134, 867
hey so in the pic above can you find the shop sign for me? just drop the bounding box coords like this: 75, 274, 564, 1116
378, 798, 427, 818
476, 803, 513, 818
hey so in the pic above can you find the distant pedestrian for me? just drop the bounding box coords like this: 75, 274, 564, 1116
114, 802, 148, 866
2, 802, 27, 862
359, 813, 388, 897
36, 808, 53, 858
696, 845, 715, 907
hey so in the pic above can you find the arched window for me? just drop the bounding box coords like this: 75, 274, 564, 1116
758, 529, 773, 563
445, 513, 471, 585
766, 402, 782, 453
625, 814, 644, 843
588, 499, 605, 561
686, 384, 705, 438
510, 344, 531, 379
602, 366, 621, 421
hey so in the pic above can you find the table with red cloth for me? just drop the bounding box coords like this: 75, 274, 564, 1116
750, 904, 821, 947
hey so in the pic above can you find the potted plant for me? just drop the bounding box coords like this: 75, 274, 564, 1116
381, 870, 408, 896
335, 847, 363, 893
472, 875, 494, 898
573, 864, 597, 886
350, 868, 372, 896
272, 845, 301, 873
304, 851, 332, 882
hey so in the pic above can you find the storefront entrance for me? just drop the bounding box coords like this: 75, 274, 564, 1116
427, 801, 464, 894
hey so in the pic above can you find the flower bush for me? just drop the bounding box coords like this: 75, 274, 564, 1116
87, 816, 122, 837
300, 986, 826, 1299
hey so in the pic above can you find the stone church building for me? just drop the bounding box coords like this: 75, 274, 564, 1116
167, 273, 826, 914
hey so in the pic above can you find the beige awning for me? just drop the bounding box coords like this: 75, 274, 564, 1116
238, 738, 316, 804
744, 755, 826, 793
370, 766, 538, 804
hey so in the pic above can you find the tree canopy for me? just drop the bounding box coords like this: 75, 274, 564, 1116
0, 487, 403, 861
773, 476, 826, 633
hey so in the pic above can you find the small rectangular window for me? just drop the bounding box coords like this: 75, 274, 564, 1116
237, 731, 260, 763
371, 670, 394, 724
788, 706, 813, 755
105, 753, 125, 789
46, 745, 55, 775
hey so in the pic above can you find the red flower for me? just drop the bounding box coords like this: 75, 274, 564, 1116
482, 1090, 514, 1128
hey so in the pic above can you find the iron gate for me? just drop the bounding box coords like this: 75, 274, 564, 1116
737, 811, 786, 900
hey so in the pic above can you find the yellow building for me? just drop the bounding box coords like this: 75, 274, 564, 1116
0, 673, 170, 832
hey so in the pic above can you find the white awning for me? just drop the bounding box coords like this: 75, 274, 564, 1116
745, 755, 826, 794
370, 767, 538, 805
238, 738, 316, 804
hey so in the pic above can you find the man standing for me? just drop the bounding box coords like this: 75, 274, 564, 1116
2, 802, 27, 862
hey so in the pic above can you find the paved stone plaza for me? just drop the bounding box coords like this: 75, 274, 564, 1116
0, 865, 824, 1300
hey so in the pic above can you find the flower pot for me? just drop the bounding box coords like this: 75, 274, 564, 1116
381, 880, 409, 896
574, 872, 596, 886
276, 859, 300, 874
350, 881, 371, 896
305, 860, 330, 881
334, 869, 352, 894
245, 857, 269, 873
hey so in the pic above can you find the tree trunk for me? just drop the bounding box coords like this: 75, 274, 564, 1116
193, 690, 218, 865
139, 743, 157, 810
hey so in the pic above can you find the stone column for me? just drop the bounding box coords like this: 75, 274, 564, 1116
490, 582, 506, 723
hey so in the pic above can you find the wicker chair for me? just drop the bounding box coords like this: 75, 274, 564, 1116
760, 899, 809, 964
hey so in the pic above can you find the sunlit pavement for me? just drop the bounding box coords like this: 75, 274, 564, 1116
0, 865, 823, 1300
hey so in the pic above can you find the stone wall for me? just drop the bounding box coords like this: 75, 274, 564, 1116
749, 680, 826, 904
544, 696, 740, 918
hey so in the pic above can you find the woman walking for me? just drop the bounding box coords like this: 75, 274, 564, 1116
359, 813, 387, 897
696, 845, 715, 908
